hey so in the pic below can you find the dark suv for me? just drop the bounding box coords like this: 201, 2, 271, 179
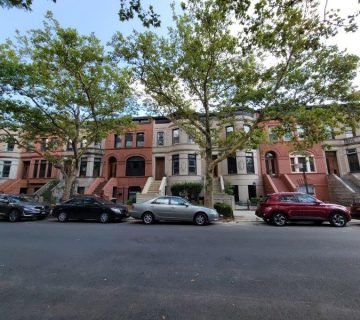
255, 192, 351, 227
0, 194, 51, 222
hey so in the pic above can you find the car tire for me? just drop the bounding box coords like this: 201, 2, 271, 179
100, 212, 110, 223
8, 210, 20, 222
142, 212, 154, 225
329, 212, 347, 227
194, 212, 208, 226
57, 212, 67, 222
271, 212, 287, 227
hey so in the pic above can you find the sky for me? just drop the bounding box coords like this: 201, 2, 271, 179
0, 0, 359, 85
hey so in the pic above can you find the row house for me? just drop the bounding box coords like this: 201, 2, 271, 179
2, 114, 360, 205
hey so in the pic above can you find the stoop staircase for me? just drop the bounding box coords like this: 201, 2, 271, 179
146, 180, 162, 195
327, 174, 360, 206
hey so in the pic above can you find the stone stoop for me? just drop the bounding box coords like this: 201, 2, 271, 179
327, 174, 360, 206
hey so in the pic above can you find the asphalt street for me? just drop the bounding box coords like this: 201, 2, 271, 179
1, 218, 360, 320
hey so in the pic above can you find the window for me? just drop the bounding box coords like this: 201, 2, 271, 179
93, 157, 102, 177
188, 135, 195, 144
41, 138, 48, 151
325, 126, 335, 140
246, 152, 255, 174
114, 134, 121, 148
227, 156, 237, 174
66, 139, 73, 151
188, 154, 197, 175
136, 132, 144, 147
172, 154, 179, 175
226, 126, 234, 137
278, 195, 297, 202
33, 160, 39, 178
79, 158, 87, 177
172, 129, 179, 144
94, 140, 102, 149
170, 197, 188, 205
345, 128, 355, 138
126, 156, 145, 176
296, 126, 304, 141
125, 133, 133, 148
296, 194, 317, 203
2, 161, 11, 177
39, 160, 47, 178
283, 132, 292, 142
77, 187, 85, 195
268, 126, 277, 142
243, 124, 251, 134
47, 162, 52, 178
151, 197, 169, 205
157, 132, 164, 146
290, 153, 316, 173
6, 139, 15, 151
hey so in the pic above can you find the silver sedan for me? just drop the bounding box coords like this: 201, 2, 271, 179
130, 196, 219, 225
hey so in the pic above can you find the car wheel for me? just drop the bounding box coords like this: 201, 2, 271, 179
8, 210, 20, 222
271, 212, 287, 227
330, 212, 347, 227
142, 212, 154, 225
57, 212, 67, 222
100, 212, 110, 223
194, 213, 208, 226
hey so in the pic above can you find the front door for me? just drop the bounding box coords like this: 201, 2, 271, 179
155, 157, 165, 180
22, 161, 30, 179
212, 155, 218, 177
325, 151, 339, 175
108, 157, 117, 178
347, 150, 360, 172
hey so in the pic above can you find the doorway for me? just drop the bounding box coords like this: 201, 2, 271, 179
22, 161, 30, 179
212, 155, 218, 177
347, 149, 360, 172
248, 185, 257, 200
325, 151, 339, 175
232, 185, 239, 203
108, 157, 117, 178
265, 152, 277, 176
155, 157, 165, 180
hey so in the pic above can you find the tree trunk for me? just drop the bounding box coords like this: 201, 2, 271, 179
204, 148, 214, 208
61, 172, 77, 201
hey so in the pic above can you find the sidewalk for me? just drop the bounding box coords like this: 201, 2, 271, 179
220, 209, 261, 223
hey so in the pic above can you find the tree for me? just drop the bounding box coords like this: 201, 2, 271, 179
0, 13, 134, 200
112, 0, 359, 207
0, 0, 56, 10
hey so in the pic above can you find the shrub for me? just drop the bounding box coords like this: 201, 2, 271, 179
171, 182, 203, 201
214, 202, 233, 218
250, 197, 265, 205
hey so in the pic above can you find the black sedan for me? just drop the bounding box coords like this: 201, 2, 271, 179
52, 196, 129, 223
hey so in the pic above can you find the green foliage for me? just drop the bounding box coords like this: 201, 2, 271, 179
0, 13, 135, 200
127, 198, 136, 205
0, 0, 55, 11
170, 182, 203, 201
224, 183, 234, 196
250, 197, 262, 206
113, 0, 359, 206
214, 202, 233, 218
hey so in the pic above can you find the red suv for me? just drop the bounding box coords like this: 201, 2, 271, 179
255, 192, 351, 227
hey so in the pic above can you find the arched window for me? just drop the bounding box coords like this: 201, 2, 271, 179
290, 152, 315, 173
265, 151, 277, 176
126, 156, 145, 176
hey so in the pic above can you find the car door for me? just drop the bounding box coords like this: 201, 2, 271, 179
294, 194, 327, 220
148, 197, 171, 220
276, 194, 301, 219
83, 197, 102, 220
62, 198, 83, 219
169, 197, 194, 221
0, 195, 11, 217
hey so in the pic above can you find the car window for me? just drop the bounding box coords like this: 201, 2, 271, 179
65, 198, 83, 205
170, 197, 187, 205
278, 195, 297, 202
8, 196, 32, 203
296, 194, 317, 203
151, 197, 169, 205
83, 197, 96, 205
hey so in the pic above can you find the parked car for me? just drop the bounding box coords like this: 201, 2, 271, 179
130, 196, 219, 225
255, 192, 351, 227
350, 202, 360, 219
52, 196, 129, 223
0, 194, 51, 222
